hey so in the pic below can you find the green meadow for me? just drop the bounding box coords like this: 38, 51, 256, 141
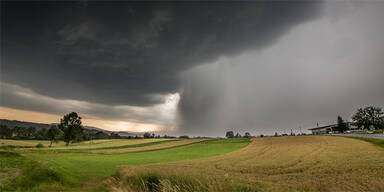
0, 138, 249, 191
2, 137, 384, 192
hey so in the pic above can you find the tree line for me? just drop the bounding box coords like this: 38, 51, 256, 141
224, 105, 384, 137
334, 106, 384, 133
0, 112, 125, 147
0, 112, 191, 147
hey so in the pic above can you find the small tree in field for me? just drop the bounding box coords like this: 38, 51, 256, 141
46, 126, 63, 147
225, 131, 234, 138
59, 112, 84, 146
244, 132, 251, 138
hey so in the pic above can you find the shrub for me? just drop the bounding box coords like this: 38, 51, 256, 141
36, 143, 44, 148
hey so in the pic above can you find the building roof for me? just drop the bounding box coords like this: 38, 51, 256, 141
308, 124, 337, 130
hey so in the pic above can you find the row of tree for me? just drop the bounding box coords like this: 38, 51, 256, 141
0, 112, 125, 147
0, 112, 189, 147
225, 131, 252, 138
336, 106, 384, 133
224, 106, 384, 137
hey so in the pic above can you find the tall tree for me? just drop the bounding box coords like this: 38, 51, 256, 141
337, 116, 348, 133
59, 112, 84, 146
46, 126, 63, 147
352, 106, 384, 129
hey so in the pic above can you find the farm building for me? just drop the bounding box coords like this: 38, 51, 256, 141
308, 124, 337, 135
308, 122, 359, 135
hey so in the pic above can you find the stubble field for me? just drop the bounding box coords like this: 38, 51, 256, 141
1, 136, 383, 192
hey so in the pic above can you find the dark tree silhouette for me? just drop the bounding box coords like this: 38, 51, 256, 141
36, 128, 47, 139
46, 126, 63, 147
337, 116, 348, 133
0, 125, 12, 138
244, 132, 251, 138
59, 112, 84, 146
143, 132, 151, 138
27, 126, 37, 138
225, 131, 234, 138
352, 106, 384, 129
14, 126, 28, 138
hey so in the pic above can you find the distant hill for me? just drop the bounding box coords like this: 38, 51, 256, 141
0, 119, 141, 137
0, 119, 52, 129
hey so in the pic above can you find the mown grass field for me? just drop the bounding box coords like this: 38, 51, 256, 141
0, 138, 249, 191
1, 136, 384, 191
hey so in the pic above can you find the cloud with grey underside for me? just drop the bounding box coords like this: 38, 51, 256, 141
1, 1, 323, 108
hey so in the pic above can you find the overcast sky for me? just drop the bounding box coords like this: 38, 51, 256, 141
1, 1, 383, 136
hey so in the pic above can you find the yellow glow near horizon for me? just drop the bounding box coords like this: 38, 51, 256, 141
0, 106, 162, 132
0, 106, 61, 124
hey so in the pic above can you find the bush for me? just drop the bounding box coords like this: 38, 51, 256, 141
36, 143, 44, 148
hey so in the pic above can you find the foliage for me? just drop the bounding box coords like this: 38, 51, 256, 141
36, 143, 44, 148
0, 125, 12, 138
143, 132, 152, 138
94, 131, 110, 139
244, 132, 251, 138
13, 126, 29, 138
336, 116, 349, 133
352, 106, 384, 129
225, 131, 234, 138
46, 126, 63, 147
58, 112, 84, 146
35, 128, 48, 139
110, 132, 121, 139
27, 126, 37, 138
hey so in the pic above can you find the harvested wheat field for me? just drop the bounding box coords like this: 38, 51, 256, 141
110, 136, 384, 192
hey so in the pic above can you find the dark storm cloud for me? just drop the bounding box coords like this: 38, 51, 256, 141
0, 82, 176, 125
176, 1, 384, 136
1, 1, 323, 107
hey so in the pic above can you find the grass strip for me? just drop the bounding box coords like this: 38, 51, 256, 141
89, 139, 179, 150
345, 136, 384, 148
